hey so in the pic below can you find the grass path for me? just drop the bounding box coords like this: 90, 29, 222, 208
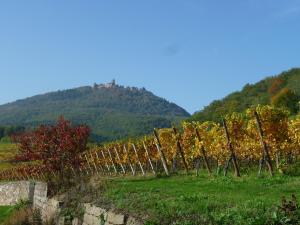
0, 206, 14, 224
94, 173, 300, 224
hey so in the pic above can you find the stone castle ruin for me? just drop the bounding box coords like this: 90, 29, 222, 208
93, 79, 147, 93
94, 79, 117, 89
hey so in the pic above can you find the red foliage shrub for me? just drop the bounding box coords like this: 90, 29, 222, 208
13, 117, 90, 172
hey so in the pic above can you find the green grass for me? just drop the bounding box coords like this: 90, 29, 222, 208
0, 206, 14, 224
93, 172, 300, 225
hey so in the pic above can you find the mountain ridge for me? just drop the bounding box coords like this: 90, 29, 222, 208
189, 68, 300, 122
0, 80, 190, 141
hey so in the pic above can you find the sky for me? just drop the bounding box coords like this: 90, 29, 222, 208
0, 0, 299, 114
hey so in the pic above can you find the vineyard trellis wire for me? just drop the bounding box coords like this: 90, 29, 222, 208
1, 105, 300, 181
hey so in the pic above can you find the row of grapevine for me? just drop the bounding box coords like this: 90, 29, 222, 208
1, 105, 300, 181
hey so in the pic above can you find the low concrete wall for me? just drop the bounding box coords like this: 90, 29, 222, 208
0, 181, 35, 205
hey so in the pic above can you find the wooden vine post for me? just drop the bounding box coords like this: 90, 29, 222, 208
89, 151, 99, 174
254, 111, 274, 176
132, 144, 146, 176
123, 145, 136, 176
114, 147, 126, 174
153, 129, 170, 176
101, 149, 111, 174
79, 155, 88, 175
195, 127, 212, 175
95, 152, 105, 173
70, 165, 76, 177
172, 127, 189, 174
107, 148, 118, 174
143, 141, 156, 175
84, 154, 93, 174
222, 118, 240, 177
83, 163, 90, 175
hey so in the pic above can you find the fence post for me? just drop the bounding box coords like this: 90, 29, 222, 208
173, 127, 189, 174
195, 127, 212, 175
153, 129, 170, 176
132, 144, 146, 176
254, 111, 274, 176
90, 151, 99, 174
222, 118, 240, 177
114, 146, 126, 174
101, 150, 111, 174
143, 141, 156, 175
107, 148, 118, 174
123, 145, 136, 176
85, 154, 94, 174
95, 152, 105, 173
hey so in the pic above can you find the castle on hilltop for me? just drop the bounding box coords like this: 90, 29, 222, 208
94, 79, 117, 89
93, 79, 147, 92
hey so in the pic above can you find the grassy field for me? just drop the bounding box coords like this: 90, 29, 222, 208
0, 206, 14, 224
79, 172, 300, 225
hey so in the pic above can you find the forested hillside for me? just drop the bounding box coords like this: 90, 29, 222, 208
190, 68, 300, 122
0, 81, 190, 141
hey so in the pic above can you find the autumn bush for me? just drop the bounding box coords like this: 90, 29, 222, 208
13, 117, 90, 193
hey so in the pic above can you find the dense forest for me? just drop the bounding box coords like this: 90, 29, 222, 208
190, 68, 300, 122
0, 82, 190, 142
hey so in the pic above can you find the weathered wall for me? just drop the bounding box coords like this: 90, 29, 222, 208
30, 183, 143, 225
33, 182, 48, 210
0, 181, 35, 205
78, 203, 143, 225
0, 181, 62, 222
1, 181, 143, 225
36, 197, 63, 222
32, 182, 63, 222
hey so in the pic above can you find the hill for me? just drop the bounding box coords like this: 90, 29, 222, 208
0, 80, 190, 141
190, 68, 300, 122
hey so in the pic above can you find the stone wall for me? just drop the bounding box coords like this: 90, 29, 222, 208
0, 181, 144, 225
75, 203, 143, 225
38, 198, 63, 222
33, 182, 48, 210
0, 181, 35, 205
32, 182, 63, 222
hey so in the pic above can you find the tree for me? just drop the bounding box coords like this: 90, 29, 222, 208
0, 127, 4, 140
13, 117, 90, 173
268, 77, 284, 96
271, 88, 299, 114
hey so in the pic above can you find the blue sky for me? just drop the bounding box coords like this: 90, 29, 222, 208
0, 1, 299, 114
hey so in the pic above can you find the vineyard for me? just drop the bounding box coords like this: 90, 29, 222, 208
0, 143, 18, 170
1, 105, 300, 181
